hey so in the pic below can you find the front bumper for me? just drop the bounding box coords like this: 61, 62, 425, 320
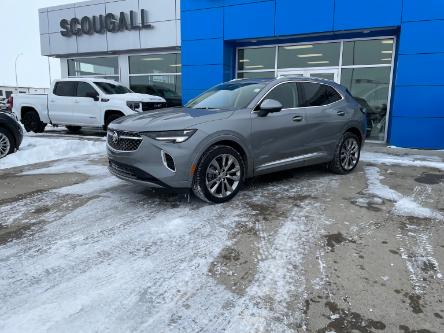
107, 131, 201, 190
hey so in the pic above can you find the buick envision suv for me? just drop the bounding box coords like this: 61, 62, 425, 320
107, 77, 366, 203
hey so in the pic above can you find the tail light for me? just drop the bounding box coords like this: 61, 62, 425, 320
7, 96, 13, 112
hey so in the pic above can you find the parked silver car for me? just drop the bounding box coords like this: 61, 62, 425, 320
107, 77, 367, 203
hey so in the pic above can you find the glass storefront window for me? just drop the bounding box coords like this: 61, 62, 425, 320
130, 75, 182, 107
68, 57, 118, 77
278, 42, 340, 69
342, 39, 394, 66
237, 47, 275, 72
129, 53, 182, 106
129, 53, 181, 74
341, 67, 391, 141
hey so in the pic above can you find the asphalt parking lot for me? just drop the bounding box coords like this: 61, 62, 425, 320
1, 131, 443, 333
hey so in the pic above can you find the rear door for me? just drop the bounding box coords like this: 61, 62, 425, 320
74, 82, 101, 126
251, 82, 314, 174
297, 81, 348, 156
49, 81, 78, 124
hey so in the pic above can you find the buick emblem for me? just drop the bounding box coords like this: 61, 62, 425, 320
112, 131, 119, 144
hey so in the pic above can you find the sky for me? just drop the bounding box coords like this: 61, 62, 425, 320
0, 0, 84, 88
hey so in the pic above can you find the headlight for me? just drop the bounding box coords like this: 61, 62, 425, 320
127, 101, 142, 112
142, 129, 197, 143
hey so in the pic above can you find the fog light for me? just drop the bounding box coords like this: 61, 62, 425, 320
161, 151, 176, 172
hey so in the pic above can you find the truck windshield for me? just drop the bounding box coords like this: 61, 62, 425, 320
94, 82, 132, 95
186, 82, 267, 110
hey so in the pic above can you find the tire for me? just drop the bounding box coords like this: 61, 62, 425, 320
66, 125, 82, 133
104, 113, 124, 131
22, 111, 46, 133
328, 132, 361, 175
193, 145, 245, 204
0, 128, 14, 159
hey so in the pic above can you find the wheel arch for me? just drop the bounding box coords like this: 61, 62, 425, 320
344, 126, 364, 145
193, 135, 253, 178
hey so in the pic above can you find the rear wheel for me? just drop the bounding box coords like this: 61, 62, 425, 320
328, 132, 361, 174
22, 111, 46, 133
193, 145, 245, 203
104, 113, 124, 131
66, 125, 82, 133
0, 128, 14, 159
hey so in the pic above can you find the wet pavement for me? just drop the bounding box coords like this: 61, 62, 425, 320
0, 137, 443, 333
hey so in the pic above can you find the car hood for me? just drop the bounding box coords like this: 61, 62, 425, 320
109, 107, 234, 132
108, 93, 166, 103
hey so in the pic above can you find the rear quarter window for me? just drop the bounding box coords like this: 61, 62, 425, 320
299, 82, 342, 107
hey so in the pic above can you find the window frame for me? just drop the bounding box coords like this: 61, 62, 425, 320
67, 56, 119, 79
253, 80, 344, 112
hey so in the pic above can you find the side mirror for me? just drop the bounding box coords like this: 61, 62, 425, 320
258, 99, 283, 117
86, 91, 100, 101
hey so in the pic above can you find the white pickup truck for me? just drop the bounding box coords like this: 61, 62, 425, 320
11, 78, 167, 133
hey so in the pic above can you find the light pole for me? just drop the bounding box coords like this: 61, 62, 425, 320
15, 53, 23, 88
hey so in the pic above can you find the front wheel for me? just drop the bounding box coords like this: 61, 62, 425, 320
0, 128, 14, 159
328, 132, 361, 174
193, 145, 245, 203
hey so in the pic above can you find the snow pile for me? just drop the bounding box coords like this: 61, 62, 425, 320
364, 166, 443, 221
0, 136, 106, 170
361, 152, 444, 171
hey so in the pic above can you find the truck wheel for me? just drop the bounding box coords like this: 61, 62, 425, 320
0, 128, 14, 159
193, 145, 245, 204
104, 113, 123, 131
66, 126, 82, 133
23, 111, 46, 133
328, 132, 361, 174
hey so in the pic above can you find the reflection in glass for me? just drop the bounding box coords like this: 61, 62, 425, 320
342, 39, 394, 66
130, 75, 182, 107
278, 43, 340, 69
237, 71, 275, 79
238, 47, 276, 71
68, 57, 118, 76
129, 53, 181, 74
341, 67, 391, 141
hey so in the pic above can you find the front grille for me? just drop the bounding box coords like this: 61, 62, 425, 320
108, 160, 157, 182
107, 130, 142, 152
142, 102, 166, 111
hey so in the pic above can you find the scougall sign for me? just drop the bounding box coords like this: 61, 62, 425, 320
60, 10, 153, 37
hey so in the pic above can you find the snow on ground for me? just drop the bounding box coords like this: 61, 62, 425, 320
0, 152, 338, 332
0, 135, 106, 170
361, 151, 444, 171
364, 166, 443, 221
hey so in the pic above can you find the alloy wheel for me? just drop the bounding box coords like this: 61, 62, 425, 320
205, 154, 241, 199
0, 132, 11, 158
340, 137, 359, 171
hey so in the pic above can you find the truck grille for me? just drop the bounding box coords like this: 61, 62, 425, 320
107, 130, 142, 152
142, 102, 166, 111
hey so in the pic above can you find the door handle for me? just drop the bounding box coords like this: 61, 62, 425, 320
74, 99, 80, 104
293, 115, 303, 122
337, 110, 346, 116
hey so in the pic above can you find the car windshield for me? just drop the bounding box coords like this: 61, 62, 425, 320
186, 81, 267, 110
94, 82, 132, 95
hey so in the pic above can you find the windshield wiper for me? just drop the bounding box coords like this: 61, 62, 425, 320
193, 107, 218, 110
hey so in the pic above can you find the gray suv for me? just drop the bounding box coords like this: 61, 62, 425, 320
107, 77, 366, 203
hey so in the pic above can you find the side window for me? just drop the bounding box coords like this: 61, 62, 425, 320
53, 82, 78, 97
299, 82, 342, 107
263, 82, 299, 109
77, 82, 97, 98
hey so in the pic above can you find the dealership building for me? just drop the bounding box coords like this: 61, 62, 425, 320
39, 0, 444, 148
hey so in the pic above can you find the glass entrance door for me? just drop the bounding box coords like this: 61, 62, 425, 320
278, 68, 339, 83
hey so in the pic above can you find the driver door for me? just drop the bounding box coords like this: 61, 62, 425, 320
251, 82, 313, 174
